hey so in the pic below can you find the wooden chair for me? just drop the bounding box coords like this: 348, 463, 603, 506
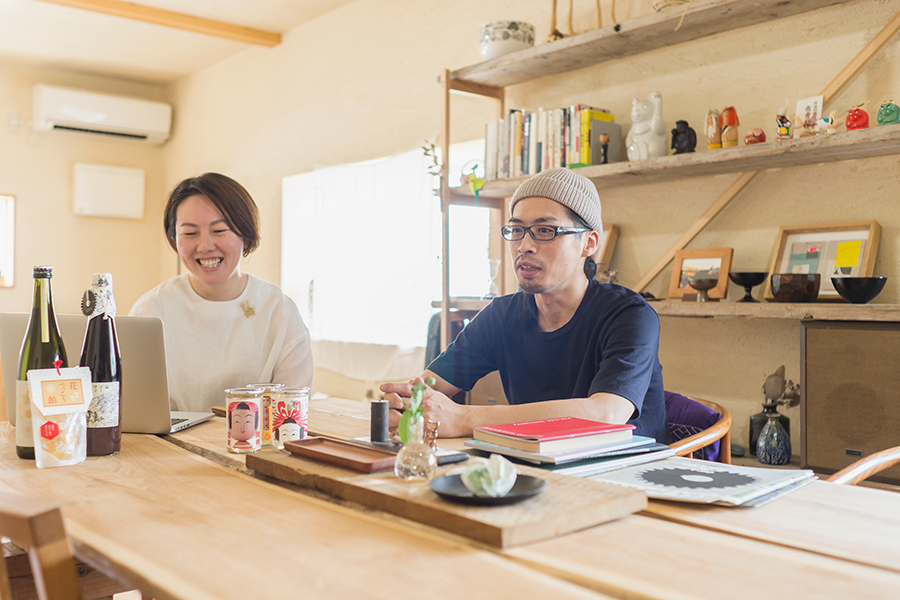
0, 491, 81, 600
665, 392, 732, 464
826, 446, 900, 485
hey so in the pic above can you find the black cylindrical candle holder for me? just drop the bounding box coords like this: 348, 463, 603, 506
370, 400, 389, 443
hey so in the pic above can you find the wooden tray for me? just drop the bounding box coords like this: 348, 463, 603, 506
284, 437, 396, 473
246, 450, 646, 548
211, 405, 226, 417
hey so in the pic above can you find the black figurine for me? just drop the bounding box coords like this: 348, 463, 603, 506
671, 120, 697, 154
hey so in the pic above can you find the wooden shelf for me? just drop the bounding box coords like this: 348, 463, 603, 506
451, 0, 852, 89
454, 126, 900, 198
446, 189, 504, 209
654, 300, 900, 322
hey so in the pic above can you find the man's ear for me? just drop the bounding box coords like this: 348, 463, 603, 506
583, 230, 601, 258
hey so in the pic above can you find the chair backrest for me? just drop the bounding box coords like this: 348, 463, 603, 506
826, 446, 900, 485
665, 391, 732, 464
0, 491, 81, 600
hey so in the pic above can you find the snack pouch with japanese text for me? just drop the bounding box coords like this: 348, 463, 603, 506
27, 367, 92, 468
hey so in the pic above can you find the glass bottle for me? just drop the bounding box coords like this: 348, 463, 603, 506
394, 417, 437, 481
756, 413, 791, 465
81, 273, 122, 456
16, 266, 68, 460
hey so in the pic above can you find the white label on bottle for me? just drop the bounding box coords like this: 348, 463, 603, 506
15, 380, 33, 448
87, 382, 119, 428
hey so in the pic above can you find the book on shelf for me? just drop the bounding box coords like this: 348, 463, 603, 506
579, 108, 614, 165
464, 435, 662, 465
472, 416, 635, 453
483, 105, 614, 181
593, 457, 818, 507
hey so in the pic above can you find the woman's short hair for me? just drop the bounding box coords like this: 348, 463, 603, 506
163, 173, 260, 257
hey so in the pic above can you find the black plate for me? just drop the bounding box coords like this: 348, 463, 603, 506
429, 474, 547, 506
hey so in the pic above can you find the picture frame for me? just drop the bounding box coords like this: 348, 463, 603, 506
668, 248, 734, 300
764, 221, 881, 301
594, 224, 619, 270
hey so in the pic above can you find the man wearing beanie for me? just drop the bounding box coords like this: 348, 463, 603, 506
382, 168, 665, 442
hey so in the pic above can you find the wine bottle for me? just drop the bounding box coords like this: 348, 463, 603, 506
80, 273, 122, 456
16, 266, 68, 460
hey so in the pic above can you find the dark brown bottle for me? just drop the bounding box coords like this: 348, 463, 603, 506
17, 266, 68, 459
80, 273, 122, 456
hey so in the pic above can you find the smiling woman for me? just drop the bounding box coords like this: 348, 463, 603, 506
130, 173, 313, 413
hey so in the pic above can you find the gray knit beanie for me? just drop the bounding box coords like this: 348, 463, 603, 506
509, 168, 602, 232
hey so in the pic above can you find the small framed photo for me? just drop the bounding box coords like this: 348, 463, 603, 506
764, 221, 881, 300
669, 248, 734, 300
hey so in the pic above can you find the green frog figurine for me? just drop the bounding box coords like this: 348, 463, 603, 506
876, 100, 899, 126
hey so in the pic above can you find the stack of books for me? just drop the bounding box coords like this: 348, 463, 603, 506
484, 105, 622, 181
464, 416, 675, 478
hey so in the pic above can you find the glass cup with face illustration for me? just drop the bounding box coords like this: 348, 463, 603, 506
271, 387, 310, 449
225, 387, 265, 454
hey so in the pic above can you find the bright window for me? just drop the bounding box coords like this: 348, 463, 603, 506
281, 141, 488, 348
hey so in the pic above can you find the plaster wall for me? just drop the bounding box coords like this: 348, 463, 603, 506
0, 61, 168, 315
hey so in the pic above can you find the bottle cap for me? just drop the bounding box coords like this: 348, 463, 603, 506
33, 266, 53, 278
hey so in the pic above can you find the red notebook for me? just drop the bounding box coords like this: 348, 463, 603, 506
473, 417, 634, 453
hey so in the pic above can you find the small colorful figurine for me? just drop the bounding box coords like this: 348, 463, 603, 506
876, 100, 900, 126
626, 92, 667, 161
775, 108, 792, 141
823, 111, 843, 134
706, 109, 722, 150
670, 120, 697, 154
744, 128, 766, 144
845, 105, 869, 130
720, 106, 740, 148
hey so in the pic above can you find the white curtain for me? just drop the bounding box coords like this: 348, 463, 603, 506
282, 143, 488, 381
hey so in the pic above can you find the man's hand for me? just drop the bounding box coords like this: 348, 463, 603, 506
379, 377, 468, 438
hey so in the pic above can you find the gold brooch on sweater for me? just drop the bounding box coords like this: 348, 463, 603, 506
241, 301, 255, 318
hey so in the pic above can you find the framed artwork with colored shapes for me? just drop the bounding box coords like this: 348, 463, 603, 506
764, 221, 881, 301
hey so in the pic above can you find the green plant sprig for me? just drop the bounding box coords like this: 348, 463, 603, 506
398, 377, 435, 444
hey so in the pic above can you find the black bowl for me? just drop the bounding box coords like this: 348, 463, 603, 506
770, 273, 820, 302
728, 272, 768, 287
831, 277, 887, 304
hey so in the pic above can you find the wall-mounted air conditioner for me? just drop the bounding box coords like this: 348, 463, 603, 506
32, 84, 172, 144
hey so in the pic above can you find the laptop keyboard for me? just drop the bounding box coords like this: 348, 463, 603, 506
171, 417, 189, 426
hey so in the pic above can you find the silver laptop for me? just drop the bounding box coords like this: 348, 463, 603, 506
1, 313, 214, 434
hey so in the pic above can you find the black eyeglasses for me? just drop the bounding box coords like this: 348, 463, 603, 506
500, 224, 590, 241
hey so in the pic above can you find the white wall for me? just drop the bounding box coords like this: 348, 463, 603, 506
0, 60, 168, 315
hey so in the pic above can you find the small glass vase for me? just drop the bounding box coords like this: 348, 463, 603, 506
394, 417, 437, 481
756, 413, 791, 465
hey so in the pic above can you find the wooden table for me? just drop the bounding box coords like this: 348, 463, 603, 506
3, 397, 900, 599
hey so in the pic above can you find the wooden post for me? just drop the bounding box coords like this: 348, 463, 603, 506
440, 70, 452, 350
634, 7, 900, 292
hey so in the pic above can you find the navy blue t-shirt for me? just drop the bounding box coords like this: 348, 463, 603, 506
428, 280, 666, 442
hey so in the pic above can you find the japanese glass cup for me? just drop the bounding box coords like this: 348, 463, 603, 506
247, 383, 285, 447
271, 387, 310, 449
225, 387, 265, 454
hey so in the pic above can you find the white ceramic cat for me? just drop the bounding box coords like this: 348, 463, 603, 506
626, 92, 667, 161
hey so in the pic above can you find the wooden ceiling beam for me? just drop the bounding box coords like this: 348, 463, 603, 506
35, 0, 281, 47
